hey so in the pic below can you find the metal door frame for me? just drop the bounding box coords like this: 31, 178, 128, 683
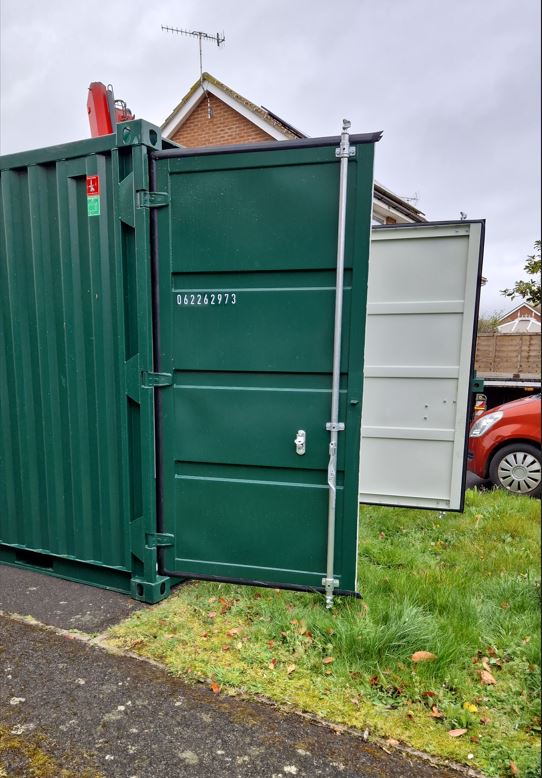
148, 132, 381, 597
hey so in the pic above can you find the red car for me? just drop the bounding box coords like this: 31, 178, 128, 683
468, 394, 541, 497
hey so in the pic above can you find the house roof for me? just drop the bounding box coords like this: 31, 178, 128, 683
161, 73, 306, 141
373, 180, 425, 221
498, 318, 541, 333
161, 73, 425, 222
498, 303, 541, 322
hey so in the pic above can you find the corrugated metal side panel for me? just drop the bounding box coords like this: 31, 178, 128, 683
0, 150, 130, 569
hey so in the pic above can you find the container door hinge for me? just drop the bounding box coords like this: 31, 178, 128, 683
137, 191, 170, 208
145, 532, 174, 548
141, 371, 173, 388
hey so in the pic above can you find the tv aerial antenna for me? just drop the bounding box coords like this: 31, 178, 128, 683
162, 26, 225, 118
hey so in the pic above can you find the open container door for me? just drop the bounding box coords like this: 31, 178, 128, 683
359, 221, 485, 510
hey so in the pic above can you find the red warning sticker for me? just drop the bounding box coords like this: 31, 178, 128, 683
86, 175, 100, 196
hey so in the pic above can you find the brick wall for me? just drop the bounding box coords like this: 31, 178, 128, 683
170, 94, 273, 147
500, 305, 541, 325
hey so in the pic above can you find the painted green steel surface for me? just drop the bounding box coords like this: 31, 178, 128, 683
0, 121, 169, 602
155, 142, 375, 592
0, 125, 375, 602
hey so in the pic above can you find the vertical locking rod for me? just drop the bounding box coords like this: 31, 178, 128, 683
323, 119, 354, 609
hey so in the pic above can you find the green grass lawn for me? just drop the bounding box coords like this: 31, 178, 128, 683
107, 489, 541, 777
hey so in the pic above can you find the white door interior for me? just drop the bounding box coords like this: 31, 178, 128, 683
359, 221, 484, 510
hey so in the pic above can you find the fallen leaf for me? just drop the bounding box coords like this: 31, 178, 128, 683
487, 645, 497, 656
322, 657, 335, 665
510, 761, 519, 776
479, 716, 490, 725
481, 656, 491, 672
267, 640, 275, 648
470, 736, 480, 744
210, 682, 221, 694
324, 670, 333, 676
421, 691, 436, 698
226, 628, 241, 637
286, 664, 296, 675
369, 676, 379, 686
379, 532, 386, 539
430, 706, 444, 719
480, 669, 497, 685
448, 729, 467, 737
208, 597, 217, 604
303, 631, 313, 639
350, 697, 360, 706
411, 651, 437, 663
269, 658, 277, 670
221, 645, 230, 652
207, 611, 217, 619
386, 738, 399, 747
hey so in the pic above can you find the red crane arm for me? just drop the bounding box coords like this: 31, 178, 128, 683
87, 82, 135, 137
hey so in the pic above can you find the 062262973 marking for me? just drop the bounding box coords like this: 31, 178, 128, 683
176, 292, 237, 306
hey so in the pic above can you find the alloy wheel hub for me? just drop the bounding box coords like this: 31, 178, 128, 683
498, 452, 541, 493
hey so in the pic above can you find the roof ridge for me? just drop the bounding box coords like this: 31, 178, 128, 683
161, 72, 304, 139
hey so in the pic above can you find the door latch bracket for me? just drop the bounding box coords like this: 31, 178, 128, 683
145, 532, 174, 548
141, 371, 173, 388
137, 191, 170, 208
326, 422, 345, 432
335, 146, 356, 158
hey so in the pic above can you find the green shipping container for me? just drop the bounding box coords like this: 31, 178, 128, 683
0, 120, 379, 603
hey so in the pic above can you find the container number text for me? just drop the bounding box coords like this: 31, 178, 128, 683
176, 293, 237, 306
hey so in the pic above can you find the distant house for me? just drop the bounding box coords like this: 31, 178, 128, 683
161, 73, 426, 226
497, 303, 541, 333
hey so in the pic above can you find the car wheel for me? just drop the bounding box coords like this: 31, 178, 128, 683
489, 443, 541, 498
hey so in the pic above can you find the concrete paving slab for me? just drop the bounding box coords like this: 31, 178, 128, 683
0, 615, 465, 778
0, 564, 145, 632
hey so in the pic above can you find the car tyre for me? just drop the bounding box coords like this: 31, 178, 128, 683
489, 443, 541, 498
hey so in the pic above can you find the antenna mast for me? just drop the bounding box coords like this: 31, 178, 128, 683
161, 25, 225, 118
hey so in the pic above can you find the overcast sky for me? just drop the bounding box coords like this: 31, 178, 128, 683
1, 0, 540, 314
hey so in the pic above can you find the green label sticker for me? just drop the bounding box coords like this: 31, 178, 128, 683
87, 195, 101, 216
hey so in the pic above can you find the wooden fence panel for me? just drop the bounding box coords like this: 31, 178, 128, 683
475, 333, 540, 379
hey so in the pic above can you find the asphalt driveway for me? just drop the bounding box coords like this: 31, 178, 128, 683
0, 565, 475, 778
